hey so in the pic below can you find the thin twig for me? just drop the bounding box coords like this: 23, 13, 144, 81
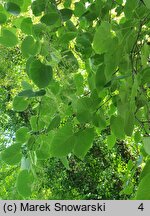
96, 96, 112, 112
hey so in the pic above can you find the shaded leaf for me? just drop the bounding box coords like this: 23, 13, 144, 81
29, 60, 53, 88
40, 13, 60, 26
1, 143, 22, 165
50, 124, 74, 157
16, 170, 33, 197
47, 115, 61, 132
5, 2, 21, 15
60, 9, 73, 22
110, 115, 125, 139
74, 128, 94, 159
124, 111, 135, 136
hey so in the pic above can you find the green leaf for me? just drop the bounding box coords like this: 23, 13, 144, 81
121, 184, 134, 195
59, 32, 77, 44
31, 0, 45, 16
124, 0, 138, 19
74, 73, 84, 95
0, 28, 18, 47
50, 124, 74, 157
47, 115, 61, 132
60, 157, 70, 170
141, 67, 150, 85
5, 0, 24, 8
36, 134, 53, 159
5, 2, 21, 15
16, 127, 30, 143
48, 79, 60, 95
93, 21, 112, 54
21, 0, 31, 12
12, 16, 24, 28
107, 134, 116, 150
134, 131, 141, 144
95, 64, 106, 92
21, 36, 40, 58
124, 111, 135, 136
60, 9, 73, 22
144, 0, 150, 9
13, 96, 29, 112
21, 81, 32, 90
30, 116, 45, 132
29, 60, 53, 88
1, 143, 22, 165
139, 160, 150, 181
75, 34, 92, 58
26, 56, 35, 76
127, 160, 134, 171
136, 173, 150, 200
143, 137, 150, 155
110, 115, 125, 139
76, 97, 93, 123
40, 13, 60, 26
66, 20, 77, 32
104, 37, 120, 80
74, 2, 86, 17
21, 17, 33, 35
64, 0, 71, 8
16, 170, 33, 197
18, 89, 46, 97
32, 23, 45, 39
0, 13, 7, 24
21, 157, 31, 170
59, 50, 79, 71
74, 128, 94, 160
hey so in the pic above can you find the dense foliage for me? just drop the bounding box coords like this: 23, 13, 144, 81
0, 0, 150, 199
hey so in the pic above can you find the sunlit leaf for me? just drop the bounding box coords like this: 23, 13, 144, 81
93, 21, 112, 54
143, 137, 150, 155
0, 28, 18, 47
13, 96, 29, 112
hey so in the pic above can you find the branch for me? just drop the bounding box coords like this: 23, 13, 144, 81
96, 95, 112, 112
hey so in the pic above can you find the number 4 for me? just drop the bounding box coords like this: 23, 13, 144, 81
138, 203, 144, 211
